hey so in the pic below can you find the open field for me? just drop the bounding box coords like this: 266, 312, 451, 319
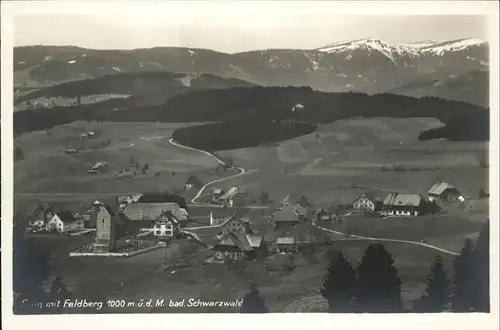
320, 214, 485, 252
28, 232, 457, 313
14, 121, 238, 195
213, 118, 488, 205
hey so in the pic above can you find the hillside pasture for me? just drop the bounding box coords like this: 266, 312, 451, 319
14, 121, 222, 194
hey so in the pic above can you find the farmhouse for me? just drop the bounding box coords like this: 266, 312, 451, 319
427, 181, 464, 202
212, 189, 225, 202
47, 211, 85, 233
211, 231, 267, 262
271, 206, 301, 229
219, 186, 249, 207
220, 215, 252, 236
316, 208, 341, 224
382, 193, 425, 216
209, 208, 235, 226
153, 211, 180, 238
123, 202, 189, 228
276, 237, 299, 254
94, 205, 130, 252
185, 176, 203, 191
88, 161, 108, 174
352, 192, 380, 213
117, 194, 143, 210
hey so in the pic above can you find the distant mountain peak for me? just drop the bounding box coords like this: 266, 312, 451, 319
401, 38, 487, 55
316, 37, 418, 64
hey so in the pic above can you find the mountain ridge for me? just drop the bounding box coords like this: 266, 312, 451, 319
14, 38, 489, 97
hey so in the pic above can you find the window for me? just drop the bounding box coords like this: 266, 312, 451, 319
155, 230, 161, 235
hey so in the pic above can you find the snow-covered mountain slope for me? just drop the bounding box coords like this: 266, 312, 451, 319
402, 38, 487, 55
316, 38, 419, 64
14, 38, 489, 98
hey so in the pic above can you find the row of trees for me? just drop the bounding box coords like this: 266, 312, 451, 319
320, 221, 489, 313
137, 191, 187, 209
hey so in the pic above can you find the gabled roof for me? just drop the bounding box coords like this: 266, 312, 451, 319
353, 191, 381, 203
213, 188, 224, 194
383, 193, 424, 207
177, 208, 188, 221
123, 202, 181, 221
220, 187, 239, 200
272, 206, 300, 223
428, 182, 458, 196
216, 231, 254, 252
157, 210, 179, 225
54, 211, 77, 223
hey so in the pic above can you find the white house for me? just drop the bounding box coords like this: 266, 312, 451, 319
153, 211, 180, 238
47, 211, 84, 233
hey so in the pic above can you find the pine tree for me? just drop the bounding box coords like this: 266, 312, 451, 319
240, 284, 269, 313
320, 250, 356, 312
471, 221, 489, 312
355, 244, 403, 312
414, 256, 451, 312
13, 232, 49, 314
452, 238, 475, 312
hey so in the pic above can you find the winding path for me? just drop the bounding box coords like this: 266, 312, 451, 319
312, 222, 459, 256
168, 138, 251, 205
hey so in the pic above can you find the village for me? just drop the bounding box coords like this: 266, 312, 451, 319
24, 174, 472, 265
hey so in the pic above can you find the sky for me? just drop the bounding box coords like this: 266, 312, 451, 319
12, 4, 490, 53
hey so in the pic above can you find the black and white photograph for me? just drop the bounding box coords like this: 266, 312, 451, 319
1, 1, 499, 328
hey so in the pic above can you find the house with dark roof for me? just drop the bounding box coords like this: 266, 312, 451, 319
427, 181, 464, 202
271, 204, 313, 229
219, 186, 249, 208
316, 208, 341, 224
211, 231, 267, 262
382, 193, 425, 216
47, 211, 84, 233
212, 188, 225, 202
352, 192, 381, 213
271, 206, 301, 229
220, 215, 252, 236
